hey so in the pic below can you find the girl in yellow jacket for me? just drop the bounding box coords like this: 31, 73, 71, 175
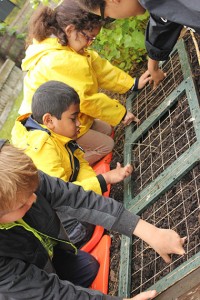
19, 0, 151, 165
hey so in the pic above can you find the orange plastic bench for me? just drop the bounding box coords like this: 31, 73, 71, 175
81, 152, 113, 253
90, 234, 111, 294
81, 225, 104, 253
81, 151, 113, 293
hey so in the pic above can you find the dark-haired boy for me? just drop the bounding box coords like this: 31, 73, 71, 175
12, 80, 133, 247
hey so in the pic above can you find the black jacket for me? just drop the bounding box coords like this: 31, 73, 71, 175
0, 171, 139, 300
139, 0, 200, 60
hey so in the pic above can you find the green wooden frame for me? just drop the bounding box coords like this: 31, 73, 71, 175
119, 39, 200, 297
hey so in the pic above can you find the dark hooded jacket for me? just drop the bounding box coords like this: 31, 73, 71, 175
139, 0, 200, 60
0, 171, 139, 300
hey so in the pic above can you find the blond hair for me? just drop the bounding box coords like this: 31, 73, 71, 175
0, 144, 39, 212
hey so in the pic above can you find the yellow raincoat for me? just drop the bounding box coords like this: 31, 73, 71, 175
12, 114, 104, 194
19, 38, 134, 137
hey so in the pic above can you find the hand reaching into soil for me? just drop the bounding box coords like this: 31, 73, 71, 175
122, 111, 140, 126
138, 70, 152, 89
124, 290, 157, 300
149, 228, 186, 263
150, 68, 167, 89
133, 219, 186, 263
102, 162, 133, 184
148, 58, 167, 89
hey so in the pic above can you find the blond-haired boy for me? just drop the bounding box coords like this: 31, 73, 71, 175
0, 141, 186, 300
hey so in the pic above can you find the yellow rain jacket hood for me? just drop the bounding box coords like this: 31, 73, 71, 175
11, 114, 104, 195
19, 38, 134, 137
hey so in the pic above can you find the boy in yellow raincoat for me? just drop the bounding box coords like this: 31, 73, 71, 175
12, 81, 133, 247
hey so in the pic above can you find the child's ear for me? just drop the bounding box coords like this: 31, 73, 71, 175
65, 24, 76, 37
43, 113, 54, 130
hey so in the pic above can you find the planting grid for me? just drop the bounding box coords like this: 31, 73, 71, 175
131, 50, 184, 131
132, 92, 197, 197
119, 37, 200, 298
131, 163, 200, 296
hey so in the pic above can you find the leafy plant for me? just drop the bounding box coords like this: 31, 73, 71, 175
0, 22, 26, 39
0, 91, 23, 139
91, 12, 149, 73
0, 23, 7, 34
30, 0, 59, 9
16, 32, 27, 39
30, 0, 48, 9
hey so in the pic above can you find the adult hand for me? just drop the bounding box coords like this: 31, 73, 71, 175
124, 290, 157, 300
122, 111, 140, 126
102, 162, 133, 184
148, 58, 166, 89
150, 68, 167, 89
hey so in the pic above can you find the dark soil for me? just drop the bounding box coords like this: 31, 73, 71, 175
108, 31, 200, 297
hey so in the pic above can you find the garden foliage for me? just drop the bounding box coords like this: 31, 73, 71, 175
91, 13, 149, 72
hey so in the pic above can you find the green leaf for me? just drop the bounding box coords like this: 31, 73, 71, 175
0, 23, 6, 33
91, 16, 147, 72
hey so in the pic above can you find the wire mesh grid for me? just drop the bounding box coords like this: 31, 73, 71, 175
131, 51, 184, 130
120, 35, 200, 298
131, 92, 197, 197
131, 163, 200, 296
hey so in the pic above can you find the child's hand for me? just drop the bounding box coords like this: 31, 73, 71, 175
150, 228, 186, 263
133, 219, 186, 263
122, 111, 140, 126
138, 70, 152, 89
102, 162, 133, 184
124, 290, 157, 300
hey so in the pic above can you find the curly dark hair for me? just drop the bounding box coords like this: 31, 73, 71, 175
26, 0, 102, 47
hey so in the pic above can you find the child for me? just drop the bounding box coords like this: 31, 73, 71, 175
0, 141, 186, 300
12, 80, 133, 247
77, 0, 200, 88
18, 0, 151, 165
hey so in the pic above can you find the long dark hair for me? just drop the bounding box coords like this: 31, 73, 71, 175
26, 0, 102, 47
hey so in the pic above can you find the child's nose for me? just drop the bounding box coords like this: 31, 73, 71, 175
76, 119, 81, 127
